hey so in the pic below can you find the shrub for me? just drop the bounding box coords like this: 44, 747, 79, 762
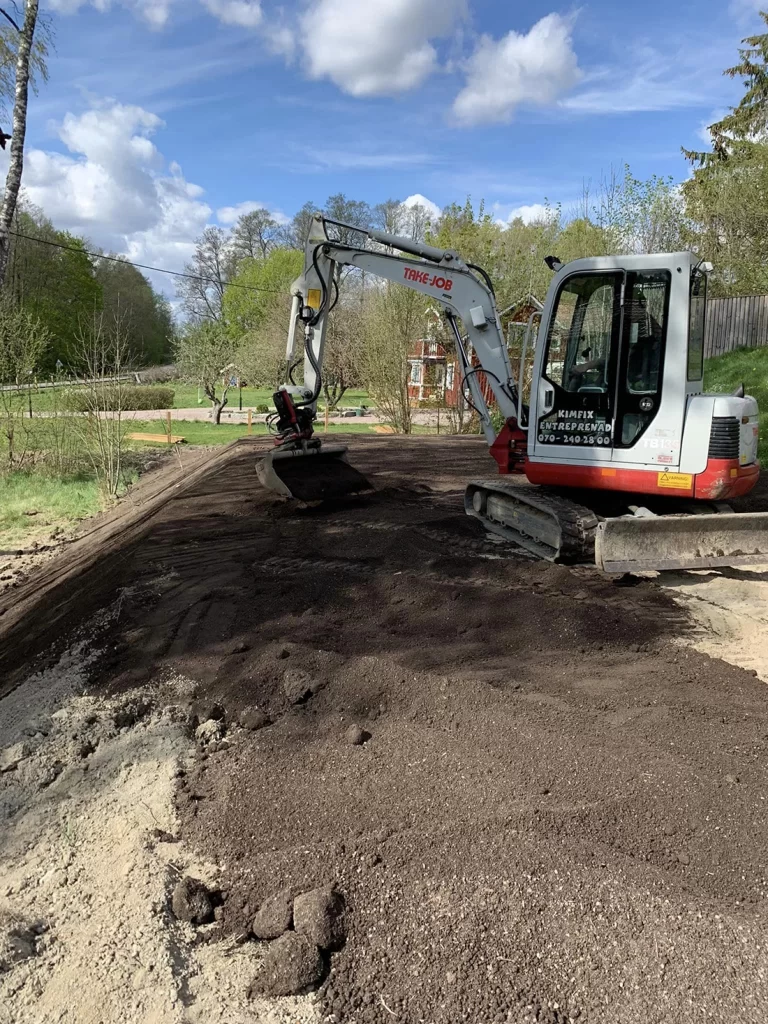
138, 364, 177, 384
66, 386, 175, 412
256, 403, 270, 413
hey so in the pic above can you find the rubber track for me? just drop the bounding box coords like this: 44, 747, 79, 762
471, 482, 600, 563
533, 490, 601, 563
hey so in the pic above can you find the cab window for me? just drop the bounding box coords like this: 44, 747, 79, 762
544, 274, 621, 393
688, 271, 707, 382
624, 271, 669, 395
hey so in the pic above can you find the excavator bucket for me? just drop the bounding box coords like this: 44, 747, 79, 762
595, 511, 768, 574
256, 445, 372, 502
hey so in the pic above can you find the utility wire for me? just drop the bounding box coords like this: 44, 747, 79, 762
7, 229, 285, 295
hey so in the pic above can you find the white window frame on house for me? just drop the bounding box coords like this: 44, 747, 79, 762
409, 361, 423, 385
445, 363, 455, 390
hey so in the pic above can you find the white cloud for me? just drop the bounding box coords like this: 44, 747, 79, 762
19, 101, 213, 291
200, 0, 262, 27
299, 0, 467, 97
697, 108, 728, 145
562, 42, 726, 115
48, 0, 262, 29
504, 203, 550, 225
48, 0, 172, 27
216, 200, 290, 225
402, 193, 441, 221
453, 14, 581, 125
730, 0, 764, 17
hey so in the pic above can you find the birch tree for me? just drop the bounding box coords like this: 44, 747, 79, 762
0, 0, 48, 287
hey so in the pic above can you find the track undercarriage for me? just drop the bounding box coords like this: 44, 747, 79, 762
465, 479, 768, 573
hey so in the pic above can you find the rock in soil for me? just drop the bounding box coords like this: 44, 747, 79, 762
251, 888, 293, 940
248, 932, 324, 998
195, 719, 224, 748
344, 725, 370, 746
293, 887, 346, 951
0, 911, 38, 970
0, 742, 29, 773
171, 876, 214, 924
240, 708, 271, 732
283, 671, 314, 705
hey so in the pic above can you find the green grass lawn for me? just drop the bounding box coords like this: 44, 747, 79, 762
26, 382, 370, 413
125, 419, 380, 447
705, 346, 768, 463
0, 472, 103, 550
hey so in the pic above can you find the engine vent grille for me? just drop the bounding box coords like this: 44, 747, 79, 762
709, 416, 740, 460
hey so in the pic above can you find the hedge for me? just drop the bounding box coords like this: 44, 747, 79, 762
65, 386, 175, 412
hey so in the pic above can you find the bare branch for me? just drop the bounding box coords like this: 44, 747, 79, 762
0, 7, 20, 32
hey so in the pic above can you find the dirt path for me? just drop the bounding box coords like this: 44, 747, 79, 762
2, 437, 768, 1024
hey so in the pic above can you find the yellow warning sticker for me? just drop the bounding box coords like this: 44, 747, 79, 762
307, 288, 322, 310
657, 472, 693, 490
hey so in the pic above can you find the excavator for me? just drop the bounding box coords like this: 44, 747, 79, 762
256, 214, 768, 573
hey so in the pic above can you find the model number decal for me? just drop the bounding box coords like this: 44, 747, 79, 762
404, 267, 453, 291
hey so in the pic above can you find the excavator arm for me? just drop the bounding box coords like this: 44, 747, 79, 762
279, 214, 519, 447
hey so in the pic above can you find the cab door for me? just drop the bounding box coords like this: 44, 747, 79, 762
533, 271, 622, 462
611, 270, 673, 464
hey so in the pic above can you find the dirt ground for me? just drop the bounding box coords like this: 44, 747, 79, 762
2, 436, 768, 1024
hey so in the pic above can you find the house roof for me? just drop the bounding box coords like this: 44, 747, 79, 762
498, 294, 544, 321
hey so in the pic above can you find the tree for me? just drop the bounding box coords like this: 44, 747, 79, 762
176, 321, 240, 423
373, 198, 438, 244
683, 143, 768, 294
95, 257, 173, 366
6, 208, 103, 370
373, 198, 405, 236
0, 302, 49, 468
223, 247, 303, 338
228, 249, 304, 393
0, 0, 49, 287
281, 201, 317, 250
70, 308, 132, 497
686, 13, 768, 165
236, 293, 291, 392
231, 208, 280, 264
322, 299, 364, 409
176, 226, 232, 323
681, 21, 768, 293
362, 284, 427, 434
323, 193, 371, 247
595, 167, 687, 255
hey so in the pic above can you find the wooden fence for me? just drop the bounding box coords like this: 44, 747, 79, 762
706, 295, 768, 358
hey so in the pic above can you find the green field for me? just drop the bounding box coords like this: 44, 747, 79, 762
125, 419, 381, 446
0, 472, 103, 550
25, 382, 370, 414
704, 346, 768, 463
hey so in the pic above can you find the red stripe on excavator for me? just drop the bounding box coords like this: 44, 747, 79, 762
521, 458, 759, 501
524, 461, 693, 495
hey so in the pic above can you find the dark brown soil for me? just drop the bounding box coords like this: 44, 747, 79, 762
29, 437, 768, 1023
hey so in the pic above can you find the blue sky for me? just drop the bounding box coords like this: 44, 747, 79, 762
11, 0, 765, 291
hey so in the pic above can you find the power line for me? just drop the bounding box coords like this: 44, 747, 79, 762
7, 229, 285, 295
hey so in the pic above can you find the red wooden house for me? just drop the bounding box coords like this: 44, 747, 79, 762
406, 295, 542, 408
